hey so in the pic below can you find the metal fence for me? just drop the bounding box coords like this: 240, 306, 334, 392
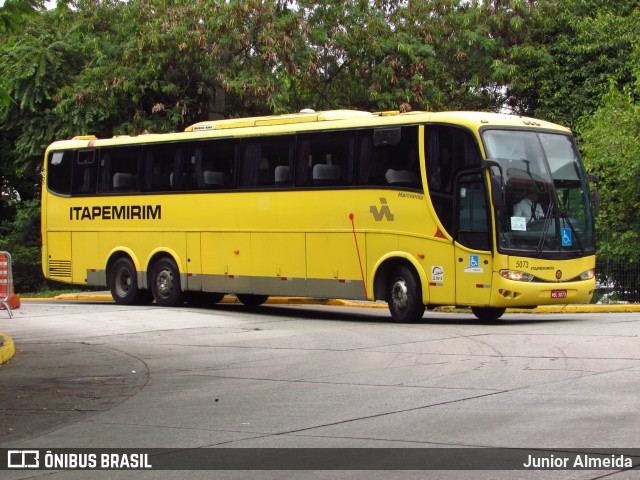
595, 258, 640, 304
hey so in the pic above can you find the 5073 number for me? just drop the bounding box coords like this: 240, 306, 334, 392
516, 260, 529, 269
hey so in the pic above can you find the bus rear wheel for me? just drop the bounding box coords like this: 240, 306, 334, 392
236, 294, 269, 308
387, 264, 424, 323
471, 306, 506, 321
109, 257, 144, 305
150, 257, 183, 307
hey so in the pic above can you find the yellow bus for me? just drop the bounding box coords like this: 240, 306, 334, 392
41, 109, 597, 322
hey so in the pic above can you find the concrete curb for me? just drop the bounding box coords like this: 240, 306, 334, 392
19, 292, 640, 313
0, 331, 16, 366
23, 293, 389, 309
509, 304, 640, 314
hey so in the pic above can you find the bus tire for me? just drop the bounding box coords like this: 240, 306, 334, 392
236, 294, 269, 308
150, 257, 183, 307
109, 257, 143, 305
471, 306, 506, 321
186, 292, 225, 306
387, 264, 424, 323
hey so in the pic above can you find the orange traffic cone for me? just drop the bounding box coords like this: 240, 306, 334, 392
8, 285, 20, 309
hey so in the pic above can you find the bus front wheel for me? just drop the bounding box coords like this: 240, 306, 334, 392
186, 292, 225, 306
387, 264, 424, 323
150, 257, 184, 307
109, 257, 145, 305
236, 294, 269, 308
471, 306, 506, 322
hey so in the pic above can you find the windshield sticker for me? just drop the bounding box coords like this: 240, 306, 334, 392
511, 217, 527, 232
464, 255, 484, 273
561, 228, 573, 246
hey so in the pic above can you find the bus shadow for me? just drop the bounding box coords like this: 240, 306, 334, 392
189, 301, 585, 327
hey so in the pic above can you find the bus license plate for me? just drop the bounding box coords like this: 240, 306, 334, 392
551, 290, 568, 299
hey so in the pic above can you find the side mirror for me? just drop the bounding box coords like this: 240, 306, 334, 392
484, 160, 505, 208
490, 176, 505, 207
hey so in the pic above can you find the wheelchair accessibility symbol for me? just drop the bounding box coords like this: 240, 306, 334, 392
464, 255, 483, 273
561, 228, 572, 247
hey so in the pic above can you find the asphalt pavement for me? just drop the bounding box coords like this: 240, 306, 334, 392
2, 292, 640, 367
2, 299, 640, 479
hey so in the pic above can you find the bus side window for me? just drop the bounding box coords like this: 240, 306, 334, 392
456, 172, 490, 251
357, 130, 390, 187
385, 126, 421, 189
297, 131, 354, 187
295, 138, 311, 186
47, 150, 73, 195
142, 144, 187, 192
358, 127, 421, 190
171, 148, 186, 190
426, 125, 481, 234
143, 149, 168, 192
239, 136, 294, 188
71, 150, 98, 195
191, 139, 236, 190
98, 146, 142, 193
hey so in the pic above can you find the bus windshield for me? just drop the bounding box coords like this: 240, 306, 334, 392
483, 129, 596, 257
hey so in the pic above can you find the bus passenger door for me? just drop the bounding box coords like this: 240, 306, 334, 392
454, 171, 493, 306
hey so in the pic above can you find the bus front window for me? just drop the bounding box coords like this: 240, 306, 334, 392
483, 129, 596, 257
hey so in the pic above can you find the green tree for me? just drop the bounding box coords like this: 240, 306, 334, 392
0, 1, 46, 106
580, 87, 640, 258
578, 84, 640, 298
507, 0, 640, 127
0, 1, 70, 292
0, 0, 44, 30
50, 0, 307, 131
290, 0, 537, 112
0, 198, 43, 292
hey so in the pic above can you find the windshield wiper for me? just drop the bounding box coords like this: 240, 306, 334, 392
558, 205, 585, 255
535, 184, 585, 256
535, 202, 555, 256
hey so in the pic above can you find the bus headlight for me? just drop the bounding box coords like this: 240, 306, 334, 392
499, 270, 534, 282
579, 269, 595, 280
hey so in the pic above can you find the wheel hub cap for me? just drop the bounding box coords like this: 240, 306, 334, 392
157, 270, 173, 297
391, 279, 408, 310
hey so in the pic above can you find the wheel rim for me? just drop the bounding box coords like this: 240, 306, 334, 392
391, 278, 409, 311
115, 267, 132, 297
155, 268, 174, 299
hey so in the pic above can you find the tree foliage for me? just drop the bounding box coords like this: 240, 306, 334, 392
507, 0, 640, 126
579, 85, 640, 299
579, 87, 640, 260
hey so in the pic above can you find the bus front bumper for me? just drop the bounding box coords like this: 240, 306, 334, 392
489, 274, 596, 308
